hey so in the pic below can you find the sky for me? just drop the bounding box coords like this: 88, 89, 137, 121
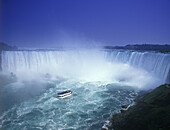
0, 0, 170, 48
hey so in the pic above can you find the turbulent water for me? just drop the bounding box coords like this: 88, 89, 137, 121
0, 49, 169, 129
0, 79, 137, 129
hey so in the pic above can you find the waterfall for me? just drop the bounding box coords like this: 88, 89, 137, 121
1, 50, 170, 84
105, 50, 170, 83
1, 50, 109, 81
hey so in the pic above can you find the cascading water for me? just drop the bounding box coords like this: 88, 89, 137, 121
1, 50, 170, 85
0, 49, 169, 129
105, 50, 170, 84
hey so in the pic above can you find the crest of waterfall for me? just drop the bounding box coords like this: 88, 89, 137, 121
105, 50, 170, 83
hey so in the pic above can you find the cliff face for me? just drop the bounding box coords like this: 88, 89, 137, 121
108, 84, 170, 130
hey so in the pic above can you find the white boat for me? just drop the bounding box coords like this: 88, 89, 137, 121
57, 90, 72, 99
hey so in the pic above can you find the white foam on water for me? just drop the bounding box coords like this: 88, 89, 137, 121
2, 50, 169, 89
0, 79, 138, 129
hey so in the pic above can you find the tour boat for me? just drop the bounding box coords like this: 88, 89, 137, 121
57, 90, 72, 99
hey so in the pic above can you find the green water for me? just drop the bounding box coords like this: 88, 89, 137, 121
0, 79, 138, 130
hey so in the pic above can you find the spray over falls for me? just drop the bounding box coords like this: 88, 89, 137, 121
1, 50, 170, 89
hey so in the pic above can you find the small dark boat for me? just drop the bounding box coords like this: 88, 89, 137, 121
57, 90, 72, 99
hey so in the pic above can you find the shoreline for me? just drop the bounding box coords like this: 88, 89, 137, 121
103, 84, 170, 130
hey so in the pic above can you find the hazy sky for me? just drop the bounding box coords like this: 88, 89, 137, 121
1, 0, 170, 48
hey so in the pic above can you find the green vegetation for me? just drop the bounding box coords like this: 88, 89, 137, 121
104, 44, 170, 53
106, 84, 170, 130
0, 42, 18, 51
159, 50, 170, 53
